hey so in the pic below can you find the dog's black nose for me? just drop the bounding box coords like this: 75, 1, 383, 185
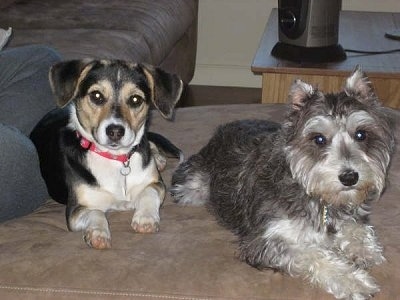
106, 124, 125, 142
338, 170, 359, 186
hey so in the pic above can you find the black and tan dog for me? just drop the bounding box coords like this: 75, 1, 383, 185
30, 59, 183, 249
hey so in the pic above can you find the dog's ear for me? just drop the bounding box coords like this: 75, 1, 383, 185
344, 65, 378, 105
141, 64, 184, 119
288, 79, 316, 110
49, 59, 94, 107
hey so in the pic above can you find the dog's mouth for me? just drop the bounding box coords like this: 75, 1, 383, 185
108, 142, 121, 148
102, 140, 134, 152
91, 135, 134, 153
320, 184, 380, 207
340, 186, 357, 191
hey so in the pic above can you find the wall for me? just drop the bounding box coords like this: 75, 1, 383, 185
191, 0, 400, 88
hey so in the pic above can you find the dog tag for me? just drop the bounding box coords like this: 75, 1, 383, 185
120, 161, 131, 176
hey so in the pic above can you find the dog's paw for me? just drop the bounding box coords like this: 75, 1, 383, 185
83, 227, 112, 250
326, 269, 380, 300
344, 240, 386, 269
131, 215, 160, 233
348, 274, 380, 300
352, 251, 386, 269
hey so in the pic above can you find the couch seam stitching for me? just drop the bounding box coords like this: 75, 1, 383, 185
0, 285, 214, 300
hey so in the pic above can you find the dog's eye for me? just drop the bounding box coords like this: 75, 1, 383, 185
128, 95, 144, 108
354, 130, 367, 141
89, 91, 106, 105
313, 134, 327, 145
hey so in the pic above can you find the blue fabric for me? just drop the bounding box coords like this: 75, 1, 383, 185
0, 45, 61, 222
0, 45, 61, 135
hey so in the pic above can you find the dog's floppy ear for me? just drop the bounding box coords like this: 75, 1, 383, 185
49, 59, 94, 107
288, 79, 316, 110
141, 64, 183, 119
344, 65, 378, 105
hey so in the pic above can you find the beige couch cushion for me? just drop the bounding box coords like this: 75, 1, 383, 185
0, 104, 399, 299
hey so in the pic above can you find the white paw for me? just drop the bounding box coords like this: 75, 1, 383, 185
83, 227, 111, 249
329, 269, 380, 300
131, 213, 160, 233
353, 251, 386, 269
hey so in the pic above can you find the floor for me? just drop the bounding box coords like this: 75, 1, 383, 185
178, 85, 262, 107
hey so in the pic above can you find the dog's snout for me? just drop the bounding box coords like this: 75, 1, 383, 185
338, 170, 359, 186
106, 124, 125, 142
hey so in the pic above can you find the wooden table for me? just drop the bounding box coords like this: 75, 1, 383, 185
252, 9, 400, 108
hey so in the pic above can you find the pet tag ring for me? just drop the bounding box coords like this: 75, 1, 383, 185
120, 161, 131, 176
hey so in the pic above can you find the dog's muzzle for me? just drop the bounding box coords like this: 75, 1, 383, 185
95, 119, 137, 150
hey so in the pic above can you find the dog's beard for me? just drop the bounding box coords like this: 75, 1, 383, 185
287, 146, 388, 207
306, 167, 381, 206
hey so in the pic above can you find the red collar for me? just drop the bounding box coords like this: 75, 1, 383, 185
76, 131, 136, 163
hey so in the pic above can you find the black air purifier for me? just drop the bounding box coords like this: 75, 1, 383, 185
271, 0, 346, 63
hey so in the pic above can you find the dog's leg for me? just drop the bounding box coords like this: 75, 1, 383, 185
335, 222, 385, 269
130, 182, 164, 233
287, 245, 379, 299
240, 221, 380, 299
67, 205, 111, 250
149, 141, 167, 172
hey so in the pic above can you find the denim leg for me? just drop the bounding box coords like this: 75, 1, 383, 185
0, 45, 61, 135
0, 45, 61, 221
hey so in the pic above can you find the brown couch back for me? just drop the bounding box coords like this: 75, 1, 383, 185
0, 0, 198, 83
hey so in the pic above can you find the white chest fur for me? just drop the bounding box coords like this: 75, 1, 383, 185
82, 151, 157, 210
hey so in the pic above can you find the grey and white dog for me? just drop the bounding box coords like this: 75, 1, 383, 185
171, 66, 395, 299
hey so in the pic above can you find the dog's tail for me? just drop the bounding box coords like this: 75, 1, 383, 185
147, 131, 184, 162
170, 154, 210, 206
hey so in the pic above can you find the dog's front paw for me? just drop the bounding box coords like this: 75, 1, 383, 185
131, 214, 160, 233
343, 238, 386, 269
84, 227, 112, 249
324, 268, 380, 300
352, 251, 386, 269
348, 271, 380, 300
336, 224, 386, 269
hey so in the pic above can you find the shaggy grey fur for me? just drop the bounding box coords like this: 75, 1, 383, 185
171, 66, 395, 299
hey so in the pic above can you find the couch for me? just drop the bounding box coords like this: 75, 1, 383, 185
0, 104, 399, 299
0, 0, 198, 84
1, 2, 400, 300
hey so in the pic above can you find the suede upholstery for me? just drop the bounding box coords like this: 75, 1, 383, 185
0, 104, 399, 299
0, 0, 198, 83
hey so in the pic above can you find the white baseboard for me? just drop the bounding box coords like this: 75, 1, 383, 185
191, 63, 262, 88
